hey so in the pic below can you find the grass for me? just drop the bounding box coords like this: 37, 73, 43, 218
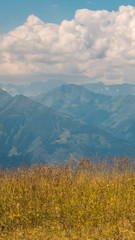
0, 156, 135, 239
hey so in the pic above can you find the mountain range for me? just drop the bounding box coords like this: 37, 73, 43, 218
33, 84, 135, 144
0, 80, 66, 96
1, 80, 135, 97
0, 88, 134, 169
83, 82, 135, 96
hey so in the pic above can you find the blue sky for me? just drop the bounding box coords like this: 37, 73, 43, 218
1, 0, 135, 34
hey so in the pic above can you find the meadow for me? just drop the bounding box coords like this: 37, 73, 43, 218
0, 156, 135, 240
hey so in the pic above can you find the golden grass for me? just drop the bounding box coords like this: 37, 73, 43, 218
0, 156, 135, 239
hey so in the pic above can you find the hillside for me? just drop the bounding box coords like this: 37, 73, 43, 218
0, 89, 134, 169
33, 84, 135, 143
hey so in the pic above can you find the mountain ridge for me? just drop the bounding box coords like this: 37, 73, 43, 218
0, 88, 134, 169
33, 84, 135, 143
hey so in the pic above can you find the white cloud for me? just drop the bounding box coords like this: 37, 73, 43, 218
0, 6, 135, 84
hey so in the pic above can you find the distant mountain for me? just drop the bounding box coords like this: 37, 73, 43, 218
0, 80, 66, 97
32, 84, 112, 123
1, 81, 135, 97
21, 80, 67, 96
0, 89, 133, 169
0, 84, 26, 96
83, 82, 135, 96
33, 84, 135, 143
33, 84, 94, 114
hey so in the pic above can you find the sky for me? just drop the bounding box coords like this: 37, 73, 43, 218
0, 0, 135, 85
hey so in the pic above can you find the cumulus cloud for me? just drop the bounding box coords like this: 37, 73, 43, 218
0, 5, 135, 84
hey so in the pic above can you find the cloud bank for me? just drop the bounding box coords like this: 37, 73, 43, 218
0, 5, 135, 84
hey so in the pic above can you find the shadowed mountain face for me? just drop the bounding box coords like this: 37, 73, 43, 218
0, 89, 134, 169
33, 84, 135, 143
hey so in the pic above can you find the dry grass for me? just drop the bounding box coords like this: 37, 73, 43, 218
0, 156, 135, 239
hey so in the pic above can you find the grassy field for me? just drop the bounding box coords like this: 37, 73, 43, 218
0, 156, 135, 240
